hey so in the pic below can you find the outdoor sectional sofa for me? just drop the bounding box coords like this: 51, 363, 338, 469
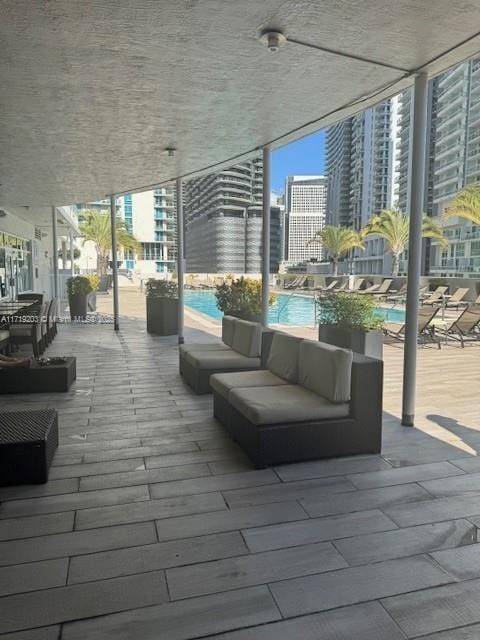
179, 316, 273, 394
210, 332, 383, 468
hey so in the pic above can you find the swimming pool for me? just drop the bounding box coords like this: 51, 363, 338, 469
184, 290, 406, 326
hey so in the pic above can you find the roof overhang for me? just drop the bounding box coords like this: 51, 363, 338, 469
1, 0, 480, 207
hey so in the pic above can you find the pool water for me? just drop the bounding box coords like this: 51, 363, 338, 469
184, 290, 406, 326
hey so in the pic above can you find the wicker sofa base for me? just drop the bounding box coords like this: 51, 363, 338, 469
0, 410, 59, 485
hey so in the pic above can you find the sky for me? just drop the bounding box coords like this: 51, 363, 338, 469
271, 130, 326, 195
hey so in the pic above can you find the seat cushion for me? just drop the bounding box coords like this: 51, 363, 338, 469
299, 340, 353, 403
267, 332, 302, 383
229, 384, 349, 426
0, 330, 10, 342
180, 343, 230, 355
222, 316, 236, 347
210, 370, 288, 400
183, 349, 261, 371
232, 318, 262, 357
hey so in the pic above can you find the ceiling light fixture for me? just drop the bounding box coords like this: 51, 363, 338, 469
259, 30, 287, 53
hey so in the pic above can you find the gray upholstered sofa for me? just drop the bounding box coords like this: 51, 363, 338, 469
210, 332, 383, 468
179, 316, 273, 394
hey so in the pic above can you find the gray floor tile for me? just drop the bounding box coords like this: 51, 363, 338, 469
0, 485, 150, 518
0, 479, 79, 501
79, 463, 211, 491
274, 456, 391, 482
62, 586, 281, 640
145, 449, 246, 469
382, 578, 480, 638
68, 531, 247, 583
348, 461, 464, 490
224, 476, 356, 508
167, 541, 347, 600
150, 470, 279, 500
450, 457, 480, 473
335, 519, 476, 565
0, 626, 61, 639
301, 483, 429, 517
0, 522, 156, 566
83, 442, 199, 464
420, 472, 480, 496
0, 570, 168, 634
382, 442, 473, 467
155, 501, 307, 542
0, 558, 68, 596
49, 458, 145, 480
198, 601, 405, 640
243, 509, 397, 552
76, 492, 226, 530
418, 625, 480, 639
431, 543, 480, 580
385, 494, 480, 527
270, 555, 453, 617
0, 512, 74, 542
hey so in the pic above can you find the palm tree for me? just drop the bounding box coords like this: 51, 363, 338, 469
79, 209, 142, 276
309, 226, 364, 276
443, 183, 480, 225
363, 208, 447, 276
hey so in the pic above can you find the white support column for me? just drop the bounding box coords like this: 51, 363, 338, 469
69, 231, 75, 276
402, 73, 428, 427
51, 206, 59, 299
110, 195, 120, 331
261, 146, 271, 327
176, 178, 185, 344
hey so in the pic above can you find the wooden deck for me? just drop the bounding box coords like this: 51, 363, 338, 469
0, 310, 480, 639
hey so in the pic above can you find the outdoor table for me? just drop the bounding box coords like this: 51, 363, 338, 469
440, 294, 451, 320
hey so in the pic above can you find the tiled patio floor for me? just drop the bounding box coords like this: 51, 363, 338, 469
1, 318, 480, 639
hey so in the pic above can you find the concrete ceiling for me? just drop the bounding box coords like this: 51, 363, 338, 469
1, 0, 480, 208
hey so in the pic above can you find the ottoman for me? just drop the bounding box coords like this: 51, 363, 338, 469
0, 410, 59, 485
0, 357, 76, 393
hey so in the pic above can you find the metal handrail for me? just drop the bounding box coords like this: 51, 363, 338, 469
277, 290, 298, 322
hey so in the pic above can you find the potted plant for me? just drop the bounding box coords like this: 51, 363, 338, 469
215, 276, 276, 322
317, 292, 384, 359
66, 276, 93, 321
86, 274, 100, 312
146, 279, 178, 335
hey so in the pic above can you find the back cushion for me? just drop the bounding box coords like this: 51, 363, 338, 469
232, 319, 262, 357
299, 340, 353, 403
267, 332, 302, 383
222, 316, 236, 347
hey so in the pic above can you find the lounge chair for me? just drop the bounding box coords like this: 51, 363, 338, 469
386, 283, 407, 302
435, 307, 480, 347
421, 286, 448, 306
332, 281, 348, 292
351, 278, 365, 292
445, 287, 470, 309
358, 283, 380, 295
384, 306, 441, 348
284, 275, 305, 290
316, 280, 338, 293
370, 279, 393, 296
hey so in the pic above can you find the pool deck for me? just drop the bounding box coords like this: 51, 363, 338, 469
1, 289, 479, 638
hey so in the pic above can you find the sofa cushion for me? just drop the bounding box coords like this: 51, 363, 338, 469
0, 330, 10, 342
232, 319, 262, 357
267, 332, 302, 383
180, 343, 230, 355
299, 340, 352, 403
229, 384, 349, 426
183, 348, 261, 371
222, 316, 236, 348
210, 370, 288, 400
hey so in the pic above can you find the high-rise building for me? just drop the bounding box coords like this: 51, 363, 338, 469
184, 159, 282, 273
429, 58, 480, 277
326, 121, 352, 227
284, 175, 327, 264
326, 101, 399, 274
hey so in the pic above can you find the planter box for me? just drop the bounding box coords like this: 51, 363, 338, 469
69, 295, 88, 321
319, 324, 383, 360
229, 311, 262, 323
146, 297, 178, 335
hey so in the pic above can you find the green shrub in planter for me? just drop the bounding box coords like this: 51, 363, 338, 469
145, 279, 178, 335
66, 276, 93, 320
317, 292, 384, 359
215, 277, 276, 322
